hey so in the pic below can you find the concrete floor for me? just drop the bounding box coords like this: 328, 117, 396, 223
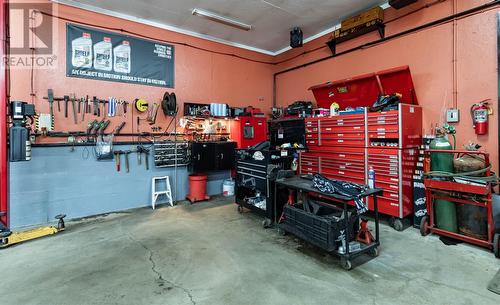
1, 197, 499, 305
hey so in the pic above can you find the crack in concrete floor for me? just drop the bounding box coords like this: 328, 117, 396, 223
120, 222, 196, 305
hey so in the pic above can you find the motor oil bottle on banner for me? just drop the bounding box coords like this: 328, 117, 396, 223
114, 41, 131, 74
93, 37, 113, 71
71, 32, 92, 68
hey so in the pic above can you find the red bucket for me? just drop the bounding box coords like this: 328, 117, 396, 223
187, 174, 210, 203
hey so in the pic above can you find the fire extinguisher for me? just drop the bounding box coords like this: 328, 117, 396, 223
470, 100, 492, 135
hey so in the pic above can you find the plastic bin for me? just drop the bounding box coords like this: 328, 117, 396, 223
282, 204, 359, 252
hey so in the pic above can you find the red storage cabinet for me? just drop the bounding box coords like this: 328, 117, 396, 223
300, 66, 422, 228
230, 116, 268, 149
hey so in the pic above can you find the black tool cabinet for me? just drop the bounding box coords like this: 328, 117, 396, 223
190, 141, 236, 172
235, 148, 292, 228
268, 118, 306, 148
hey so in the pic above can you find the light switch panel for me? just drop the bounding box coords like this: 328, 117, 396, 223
446, 109, 460, 123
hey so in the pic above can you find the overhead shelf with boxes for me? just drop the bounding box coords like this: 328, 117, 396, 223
326, 6, 385, 55
299, 66, 422, 230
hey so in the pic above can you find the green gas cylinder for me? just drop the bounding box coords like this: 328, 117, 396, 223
429, 133, 458, 233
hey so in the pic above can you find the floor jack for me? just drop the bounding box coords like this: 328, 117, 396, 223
0, 214, 66, 248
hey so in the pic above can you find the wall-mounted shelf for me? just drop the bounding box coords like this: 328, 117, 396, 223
326, 22, 385, 55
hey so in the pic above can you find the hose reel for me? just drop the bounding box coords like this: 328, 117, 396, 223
162, 92, 177, 116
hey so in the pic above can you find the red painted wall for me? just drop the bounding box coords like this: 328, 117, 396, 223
9, 1, 275, 142
9, 0, 499, 173
273, 0, 499, 172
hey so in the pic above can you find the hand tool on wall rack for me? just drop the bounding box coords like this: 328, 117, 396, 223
113, 122, 126, 135
108, 97, 116, 117
147, 103, 159, 125
87, 119, 98, 135
137, 145, 150, 170
114, 150, 123, 172
71, 94, 78, 124
100, 99, 107, 118
63, 95, 69, 118
93, 96, 99, 116
44, 91, 75, 118
123, 150, 131, 173
86, 95, 91, 114
56, 92, 60, 112
47, 89, 55, 118
81, 98, 86, 122
123, 100, 128, 115
97, 120, 111, 135
77, 97, 81, 114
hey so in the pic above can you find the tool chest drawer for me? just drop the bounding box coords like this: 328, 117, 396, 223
321, 159, 364, 171
300, 152, 366, 184
236, 161, 268, 179
320, 139, 365, 147
322, 168, 365, 180
321, 125, 364, 133
305, 148, 365, 162
375, 180, 400, 193
321, 113, 365, 125
368, 130, 399, 139
367, 196, 400, 217
299, 153, 319, 175
321, 131, 365, 140
305, 118, 319, 127
367, 111, 398, 124
321, 172, 365, 185
368, 148, 400, 180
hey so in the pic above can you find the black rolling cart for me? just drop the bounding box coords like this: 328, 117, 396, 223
275, 176, 382, 270
235, 147, 293, 228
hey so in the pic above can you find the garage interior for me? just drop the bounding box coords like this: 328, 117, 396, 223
1, 0, 500, 304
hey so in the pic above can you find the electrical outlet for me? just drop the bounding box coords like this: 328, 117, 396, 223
446, 109, 460, 123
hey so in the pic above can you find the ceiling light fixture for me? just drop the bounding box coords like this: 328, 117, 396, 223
191, 8, 252, 31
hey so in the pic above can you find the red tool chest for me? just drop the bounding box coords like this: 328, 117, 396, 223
300, 66, 422, 226
230, 116, 268, 149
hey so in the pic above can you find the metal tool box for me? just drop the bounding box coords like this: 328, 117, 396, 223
154, 141, 190, 168
235, 146, 293, 227
300, 66, 422, 230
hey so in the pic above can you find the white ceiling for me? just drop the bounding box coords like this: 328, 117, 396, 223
53, 0, 389, 55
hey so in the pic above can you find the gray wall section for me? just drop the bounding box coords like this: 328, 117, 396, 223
9, 144, 230, 229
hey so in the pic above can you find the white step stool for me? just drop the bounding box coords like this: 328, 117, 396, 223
151, 176, 173, 210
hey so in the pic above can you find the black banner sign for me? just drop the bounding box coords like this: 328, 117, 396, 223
66, 23, 174, 88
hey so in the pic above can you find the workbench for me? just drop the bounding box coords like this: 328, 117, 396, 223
274, 176, 383, 270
